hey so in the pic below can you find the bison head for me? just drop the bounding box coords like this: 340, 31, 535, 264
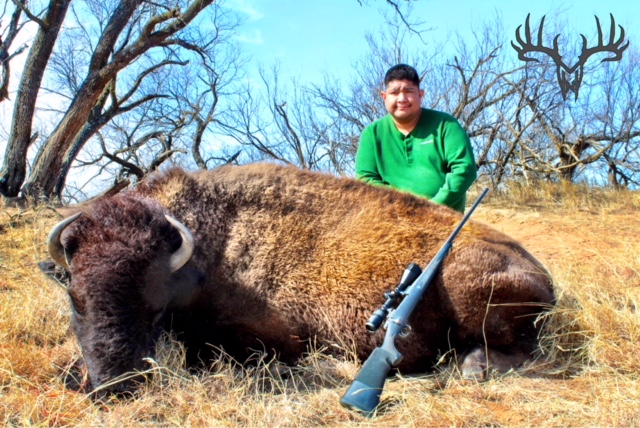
42, 196, 203, 397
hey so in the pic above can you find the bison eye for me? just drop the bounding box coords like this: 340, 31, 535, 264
68, 292, 86, 317
59, 239, 79, 263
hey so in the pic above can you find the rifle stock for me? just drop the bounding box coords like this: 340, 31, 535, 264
340, 188, 489, 416
339, 347, 395, 416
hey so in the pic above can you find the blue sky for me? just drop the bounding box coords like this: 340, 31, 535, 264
224, 0, 638, 83
3, 0, 637, 135
2, 0, 638, 197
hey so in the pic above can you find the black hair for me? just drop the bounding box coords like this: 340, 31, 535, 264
384, 64, 421, 87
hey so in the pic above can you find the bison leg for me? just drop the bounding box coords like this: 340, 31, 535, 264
216, 321, 307, 366
168, 308, 305, 367
458, 345, 532, 381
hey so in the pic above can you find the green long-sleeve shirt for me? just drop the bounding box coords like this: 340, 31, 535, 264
355, 108, 477, 213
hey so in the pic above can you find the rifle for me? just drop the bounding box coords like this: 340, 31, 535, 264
340, 188, 489, 416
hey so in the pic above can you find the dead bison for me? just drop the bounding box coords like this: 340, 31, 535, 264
42, 163, 554, 395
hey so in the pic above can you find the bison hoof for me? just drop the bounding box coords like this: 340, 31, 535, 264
459, 347, 488, 381
459, 346, 532, 381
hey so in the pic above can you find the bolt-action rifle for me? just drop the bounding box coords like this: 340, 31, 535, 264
340, 188, 489, 416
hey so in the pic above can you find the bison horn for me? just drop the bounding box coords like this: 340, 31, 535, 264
165, 215, 195, 272
47, 213, 82, 270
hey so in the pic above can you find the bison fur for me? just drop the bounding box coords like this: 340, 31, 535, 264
41, 163, 554, 395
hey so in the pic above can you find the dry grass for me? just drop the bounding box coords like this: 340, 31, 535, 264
2, 181, 640, 426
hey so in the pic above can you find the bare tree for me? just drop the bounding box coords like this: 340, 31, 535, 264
559, 57, 640, 186
1, 0, 446, 202
162, 27, 247, 170
0, 0, 29, 103
500, 14, 640, 187
49, 1, 245, 200
62, 94, 189, 202
51, 65, 182, 198
0, 0, 72, 197
3, 2, 638, 202
358, 0, 426, 38
214, 63, 337, 171
601, 55, 640, 187
13, 0, 215, 200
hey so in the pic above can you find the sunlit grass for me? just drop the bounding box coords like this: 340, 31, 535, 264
2, 180, 640, 426
471, 178, 640, 213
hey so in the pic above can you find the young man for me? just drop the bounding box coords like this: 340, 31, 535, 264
355, 64, 477, 213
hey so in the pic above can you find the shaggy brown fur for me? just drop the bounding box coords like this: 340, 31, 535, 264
44, 163, 554, 394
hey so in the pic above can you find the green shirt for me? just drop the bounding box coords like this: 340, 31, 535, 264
355, 108, 477, 213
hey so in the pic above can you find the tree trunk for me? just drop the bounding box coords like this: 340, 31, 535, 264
52, 113, 110, 200
192, 119, 208, 169
21, 0, 215, 199
0, 1, 25, 103
0, 0, 72, 197
22, 73, 115, 198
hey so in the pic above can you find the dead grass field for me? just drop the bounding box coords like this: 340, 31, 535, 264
1, 180, 639, 426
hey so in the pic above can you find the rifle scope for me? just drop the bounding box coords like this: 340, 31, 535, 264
365, 263, 422, 332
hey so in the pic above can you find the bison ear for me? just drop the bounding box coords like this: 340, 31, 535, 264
38, 260, 71, 290
169, 267, 206, 308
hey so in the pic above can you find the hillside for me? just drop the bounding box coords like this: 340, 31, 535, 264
1, 183, 639, 426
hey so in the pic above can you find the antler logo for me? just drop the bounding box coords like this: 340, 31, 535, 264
511, 14, 629, 101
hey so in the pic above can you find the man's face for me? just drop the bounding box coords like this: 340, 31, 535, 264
381, 79, 424, 124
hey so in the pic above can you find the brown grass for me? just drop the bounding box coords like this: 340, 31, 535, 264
2, 181, 640, 426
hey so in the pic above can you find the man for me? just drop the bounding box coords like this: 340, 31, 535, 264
355, 64, 477, 213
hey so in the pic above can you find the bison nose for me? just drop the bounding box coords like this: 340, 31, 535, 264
90, 374, 147, 401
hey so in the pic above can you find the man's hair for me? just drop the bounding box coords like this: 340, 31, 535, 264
384, 64, 421, 87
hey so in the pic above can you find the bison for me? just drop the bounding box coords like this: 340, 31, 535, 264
41, 163, 554, 396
